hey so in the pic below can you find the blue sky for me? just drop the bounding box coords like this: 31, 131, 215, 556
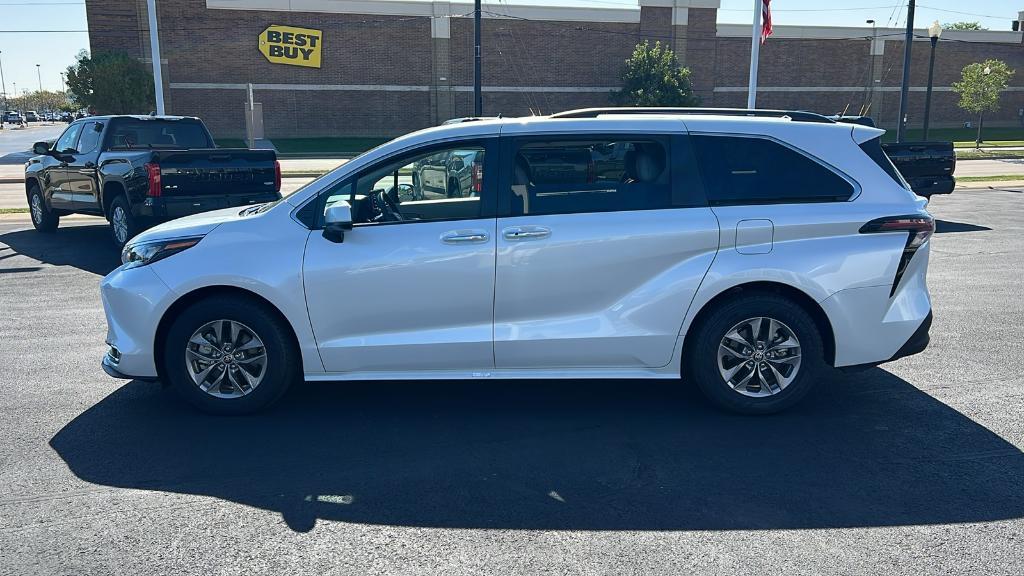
0, 0, 1017, 98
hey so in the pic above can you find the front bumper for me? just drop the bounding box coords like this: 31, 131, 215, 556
100, 264, 175, 380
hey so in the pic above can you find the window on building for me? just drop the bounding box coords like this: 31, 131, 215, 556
692, 135, 854, 205
509, 138, 671, 216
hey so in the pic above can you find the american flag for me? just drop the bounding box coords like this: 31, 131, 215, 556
761, 0, 773, 44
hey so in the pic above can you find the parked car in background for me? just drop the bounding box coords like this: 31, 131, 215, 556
26, 115, 282, 247
5, 111, 25, 124
61, 112, 74, 123
25, 111, 38, 122
411, 148, 484, 200
831, 115, 956, 197
98, 108, 934, 416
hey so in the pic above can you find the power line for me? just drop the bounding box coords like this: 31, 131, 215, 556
915, 4, 1012, 21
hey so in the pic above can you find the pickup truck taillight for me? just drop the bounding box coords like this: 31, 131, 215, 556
144, 163, 161, 197
471, 160, 483, 194
860, 214, 934, 296
274, 160, 282, 193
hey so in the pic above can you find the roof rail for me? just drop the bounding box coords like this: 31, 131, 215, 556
549, 107, 836, 124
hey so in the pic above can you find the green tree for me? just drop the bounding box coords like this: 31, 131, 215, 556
942, 21, 986, 30
952, 59, 1014, 146
9, 90, 69, 113
612, 41, 699, 107
65, 50, 155, 114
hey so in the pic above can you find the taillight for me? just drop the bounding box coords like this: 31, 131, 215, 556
471, 160, 483, 194
144, 162, 161, 197
860, 214, 934, 296
274, 160, 282, 193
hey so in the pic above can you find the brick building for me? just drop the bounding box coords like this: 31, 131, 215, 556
85, 0, 1024, 139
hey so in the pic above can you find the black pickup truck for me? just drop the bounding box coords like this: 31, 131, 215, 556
25, 115, 281, 246
831, 116, 956, 197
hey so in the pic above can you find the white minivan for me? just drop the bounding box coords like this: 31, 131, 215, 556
100, 109, 934, 415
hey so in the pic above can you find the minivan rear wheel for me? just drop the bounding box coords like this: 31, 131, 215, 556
162, 296, 299, 415
686, 293, 824, 414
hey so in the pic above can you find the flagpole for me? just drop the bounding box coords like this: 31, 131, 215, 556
747, 0, 761, 109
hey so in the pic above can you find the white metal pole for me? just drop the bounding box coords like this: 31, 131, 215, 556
747, 0, 761, 109
248, 82, 255, 148
146, 0, 165, 114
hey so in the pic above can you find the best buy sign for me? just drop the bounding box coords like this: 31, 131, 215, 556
258, 25, 322, 68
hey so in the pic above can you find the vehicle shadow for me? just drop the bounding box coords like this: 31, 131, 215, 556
0, 223, 120, 276
934, 219, 992, 234
50, 370, 1024, 533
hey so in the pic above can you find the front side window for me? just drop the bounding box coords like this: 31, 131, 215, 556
692, 135, 854, 205
313, 143, 490, 227
76, 122, 103, 154
509, 138, 671, 216
54, 123, 84, 154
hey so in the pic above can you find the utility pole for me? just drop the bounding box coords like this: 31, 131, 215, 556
865, 20, 876, 116
922, 21, 942, 140
747, 0, 762, 108
896, 0, 915, 142
473, 0, 482, 116
0, 51, 7, 111
147, 0, 166, 114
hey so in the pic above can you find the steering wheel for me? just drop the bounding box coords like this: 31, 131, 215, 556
370, 189, 403, 222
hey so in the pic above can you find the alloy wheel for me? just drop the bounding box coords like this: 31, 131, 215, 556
717, 316, 802, 398
111, 206, 128, 244
185, 319, 268, 399
30, 193, 43, 224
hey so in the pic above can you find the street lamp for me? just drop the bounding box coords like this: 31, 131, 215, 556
35, 64, 42, 92
0, 50, 6, 112
922, 20, 942, 140
976, 66, 992, 147
866, 20, 877, 118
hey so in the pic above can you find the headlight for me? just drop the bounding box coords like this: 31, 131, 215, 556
121, 236, 204, 269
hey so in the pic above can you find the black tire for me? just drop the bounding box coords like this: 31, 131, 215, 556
162, 295, 299, 415
685, 293, 825, 415
27, 183, 58, 232
107, 195, 137, 248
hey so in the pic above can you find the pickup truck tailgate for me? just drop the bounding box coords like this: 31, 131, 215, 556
156, 149, 279, 217
882, 141, 956, 196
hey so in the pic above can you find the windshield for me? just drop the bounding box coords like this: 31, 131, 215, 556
107, 119, 213, 149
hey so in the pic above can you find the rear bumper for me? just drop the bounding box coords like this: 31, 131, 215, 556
839, 311, 931, 372
134, 192, 281, 223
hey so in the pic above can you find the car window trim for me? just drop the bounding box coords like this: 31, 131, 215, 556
688, 131, 861, 205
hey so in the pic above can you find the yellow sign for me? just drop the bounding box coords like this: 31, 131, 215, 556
258, 25, 322, 68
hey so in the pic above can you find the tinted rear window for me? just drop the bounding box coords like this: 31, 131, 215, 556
692, 135, 855, 205
107, 119, 212, 149
860, 136, 911, 190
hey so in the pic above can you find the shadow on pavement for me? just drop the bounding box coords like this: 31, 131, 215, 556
50, 371, 1024, 533
0, 223, 120, 276
934, 219, 992, 234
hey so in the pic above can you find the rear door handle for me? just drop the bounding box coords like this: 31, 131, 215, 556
503, 225, 551, 241
441, 230, 489, 244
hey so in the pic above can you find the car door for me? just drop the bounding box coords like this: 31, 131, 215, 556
65, 120, 103, 212
302, 139, 499, 374
45, 122, 85, 210
493, 132, 720, 369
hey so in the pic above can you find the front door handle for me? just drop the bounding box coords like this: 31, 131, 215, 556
441, 230, 489, 244
503, 225, 551, 241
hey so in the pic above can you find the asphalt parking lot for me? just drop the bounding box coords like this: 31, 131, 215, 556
1, 188, 1023, 574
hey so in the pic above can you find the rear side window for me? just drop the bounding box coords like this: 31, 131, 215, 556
860, 136, 911, 190
107, 119, 212, 149
509, 137, 671, 216
692, 135, 854, 205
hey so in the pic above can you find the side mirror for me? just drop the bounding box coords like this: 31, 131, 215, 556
32, 141, 51, 156
322, 201, 353, 243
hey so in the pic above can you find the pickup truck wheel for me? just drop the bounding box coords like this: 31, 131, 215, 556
28, 185, 58, 232
108, 196, 136, 248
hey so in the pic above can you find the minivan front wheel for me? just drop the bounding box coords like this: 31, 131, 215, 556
686, 293, 824, 414
163, 296, 298, 414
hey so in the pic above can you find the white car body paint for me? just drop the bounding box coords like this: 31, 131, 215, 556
100, 112, 933, 387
